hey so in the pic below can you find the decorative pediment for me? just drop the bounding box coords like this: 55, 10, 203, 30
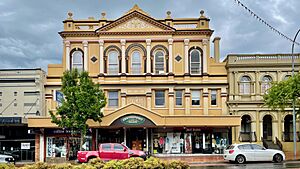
96, 10, 175, 33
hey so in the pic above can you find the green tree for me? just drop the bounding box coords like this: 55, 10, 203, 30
263, 72, 300, 116
49, 69, 106, 150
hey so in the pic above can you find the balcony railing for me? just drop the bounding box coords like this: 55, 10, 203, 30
282, 132, 300, 142
239, 132, 257, 142
227, 54, 300, 65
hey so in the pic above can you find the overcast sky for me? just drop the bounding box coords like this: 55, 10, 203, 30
0, 0, 299, 71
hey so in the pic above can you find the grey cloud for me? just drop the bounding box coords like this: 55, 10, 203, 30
0, 0, 299, 71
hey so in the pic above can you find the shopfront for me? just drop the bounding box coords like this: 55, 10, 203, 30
0, 118, 35, 162
44, 129, 92, 162
95, 113, 232, 154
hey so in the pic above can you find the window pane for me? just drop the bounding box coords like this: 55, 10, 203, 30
108, 91, 118, 107
211, 90, 217, 105
251, 144, 264, 150
175, 90, 182, 106
191, 91, 200, 105
155, 91, 165, 106
131, 51, 141, 74
102, 144, 111, 150
72, 51, 83, 71
155, 51, 164, 74
190, 50, 201, 74
108, 51, 119, 74
114, 144, 124, 151
191, 50, 200, 62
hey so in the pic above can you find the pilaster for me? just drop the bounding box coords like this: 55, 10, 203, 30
99, 40, 104, 74
120, 39, 126, 74
168, 39, 173, 74
83, 40, 88, 71
65, 41, 70, 70
184, 88, 190, 115
184, 39, 190, 74
202, 39, 208, 74
168, 87, 174, 115
146, 39, 151, 74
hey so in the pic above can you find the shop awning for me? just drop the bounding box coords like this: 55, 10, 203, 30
28, 104, 240, 128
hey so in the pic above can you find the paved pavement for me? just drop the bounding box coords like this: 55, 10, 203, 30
190, 161, 300, 168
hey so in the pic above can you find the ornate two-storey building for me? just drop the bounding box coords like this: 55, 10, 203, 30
28, 5, 240, 162
226, 54, 300, 152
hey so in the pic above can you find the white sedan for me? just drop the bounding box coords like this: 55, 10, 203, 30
224, 143, 285, 164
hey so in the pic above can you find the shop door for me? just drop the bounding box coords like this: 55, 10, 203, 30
192, 132, 203, 153
126, 128, 146, 151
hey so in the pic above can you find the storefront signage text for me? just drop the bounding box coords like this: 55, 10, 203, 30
121, 115, 145, 125
21, 143, 30, 150
0, 117, 22, 124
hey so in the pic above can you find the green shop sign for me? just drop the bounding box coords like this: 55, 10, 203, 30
121, 115, 145, 125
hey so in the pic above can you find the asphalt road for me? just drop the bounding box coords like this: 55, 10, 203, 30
191, 161, 300, 169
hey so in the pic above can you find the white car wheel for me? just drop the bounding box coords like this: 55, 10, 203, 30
273, 154, 283, 163
235, 155, 246, 164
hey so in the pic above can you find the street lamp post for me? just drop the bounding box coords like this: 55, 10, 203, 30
291, 28, 300, 160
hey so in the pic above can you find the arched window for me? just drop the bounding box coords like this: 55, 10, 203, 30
190, 49, 201, 74
108, 50, 119, 75
131, 51, 141, 74
71, 50, 83, 72
240, 76, 251, 94
261, 75, 272, 93
154, 50, 165, 74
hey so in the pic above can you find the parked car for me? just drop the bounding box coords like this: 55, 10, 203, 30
77, 143, 147, 163
224, 143, 285, 164
0, 154, 15, 164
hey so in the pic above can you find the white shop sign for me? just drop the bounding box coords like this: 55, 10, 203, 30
21, 143, 30, 150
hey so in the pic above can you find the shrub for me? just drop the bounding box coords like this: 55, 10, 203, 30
120, 157, 144, 169
0, 164, 15, 169
102, 160, 123, 169
166, 160, 190, 169
54, 163, 73, 169
21, 162, 54, 169
73, 163, 96, 169
144, 157, 167, 169
88, 158, 105, 169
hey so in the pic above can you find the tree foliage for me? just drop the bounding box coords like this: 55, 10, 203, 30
49, 69, 106, 147
263, 72, 300, 115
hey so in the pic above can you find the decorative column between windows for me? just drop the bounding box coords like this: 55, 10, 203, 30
83, 40, 88, 71
184, 39, 190, 75
146, 39, 151, 74
202, 39, 208, 75
221, 88, 227, 115
146, 92, 152, 109
203, 88, 209, 115
120, 39, 126, 74
65, 41, 70, 70
121, 92, 126, 107
168, 88, 174, 115
184, 89, 190, 115
99, 40, 104, 74
168, 39, 173, 74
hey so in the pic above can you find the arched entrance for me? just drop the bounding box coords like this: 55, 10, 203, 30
283, 115, 293, 142
263, 115, 273, 141
239, 115, 253, 142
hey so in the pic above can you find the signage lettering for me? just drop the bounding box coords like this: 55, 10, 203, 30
121, 115, 145, 125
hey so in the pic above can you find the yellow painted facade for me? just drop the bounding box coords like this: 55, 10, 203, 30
30, 5, 239, 128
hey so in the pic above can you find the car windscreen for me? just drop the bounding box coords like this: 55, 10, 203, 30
226, 145, 235, 150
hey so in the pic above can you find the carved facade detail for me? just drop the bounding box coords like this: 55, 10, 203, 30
127, 96, 146, 107
117, 17, 154, 29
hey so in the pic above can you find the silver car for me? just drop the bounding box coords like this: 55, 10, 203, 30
224, 143, 285, 164
0, 154, 15, 164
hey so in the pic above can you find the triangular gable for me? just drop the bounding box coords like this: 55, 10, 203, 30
96, 10, 175, 32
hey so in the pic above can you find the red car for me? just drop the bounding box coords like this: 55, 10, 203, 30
77, 143, 147, 163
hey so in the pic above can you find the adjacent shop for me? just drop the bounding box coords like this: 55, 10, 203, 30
0, 117, 35, 162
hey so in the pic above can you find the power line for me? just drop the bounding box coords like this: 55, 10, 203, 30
233, 0, 300, 46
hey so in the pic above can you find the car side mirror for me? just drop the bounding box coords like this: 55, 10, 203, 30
262, 147, 266, 150
124, 148, 127, 152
